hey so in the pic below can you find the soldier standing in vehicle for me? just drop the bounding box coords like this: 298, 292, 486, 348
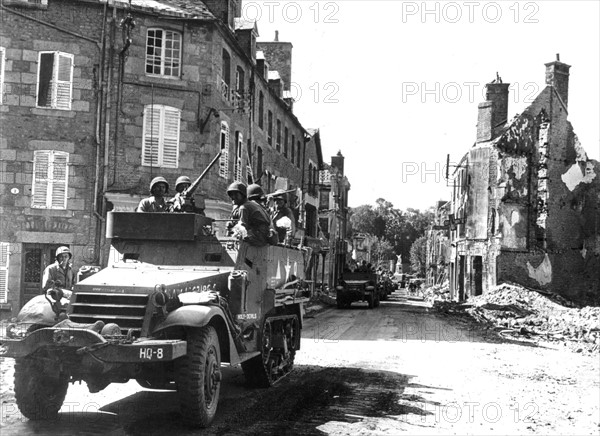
171, 175, 205, 215
136, 177, 170, 212
42, 246, 75, 292
247, 183, 268, 209
270, 189, 296, 244
227, 182, 271, 246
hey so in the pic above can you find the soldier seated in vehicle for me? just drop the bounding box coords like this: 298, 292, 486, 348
170, 175, 205, 215
227, 182, 272, 247
136, 177, 171, 212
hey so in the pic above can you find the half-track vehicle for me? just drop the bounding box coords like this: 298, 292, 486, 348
0, 212, 310, 427
335, 270, 382, 309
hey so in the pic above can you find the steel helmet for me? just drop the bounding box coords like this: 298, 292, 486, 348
175, 176, 192, 193
247, 184, 265, 200
272, 189, 287, 203
149, 176, 169, 194
227, 181, 247, 197
55, 246, 72, 260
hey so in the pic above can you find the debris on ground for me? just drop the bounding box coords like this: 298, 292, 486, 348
428, 283, 600, 354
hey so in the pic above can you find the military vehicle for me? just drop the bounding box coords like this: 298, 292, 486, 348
335, 269, 382, 309
0, 211, 311, 427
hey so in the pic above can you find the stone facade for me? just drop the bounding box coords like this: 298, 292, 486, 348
0, 0, 347, 317
446, 58, 600, 305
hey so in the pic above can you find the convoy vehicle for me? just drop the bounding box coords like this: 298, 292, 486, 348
0, 211, 310, 427
336, 269, 382, 309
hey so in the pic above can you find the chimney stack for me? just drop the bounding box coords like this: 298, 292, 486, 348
257, 35, 293, 91
476, 101, 493, 143
485, 80, 510, 130
545, 54, 571, 107
331, 151, 345, 175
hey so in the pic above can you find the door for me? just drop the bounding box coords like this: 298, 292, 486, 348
473, 256, 483, 296
21, 243, 64, 307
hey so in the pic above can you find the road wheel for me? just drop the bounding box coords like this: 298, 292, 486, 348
242, 319, 275, 387
14, 357, 68, 420
175, 326, 221, 428
374, 294, 381, 308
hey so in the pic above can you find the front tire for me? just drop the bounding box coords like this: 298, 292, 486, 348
175, 326, 221, 428
14, 357, 69, 420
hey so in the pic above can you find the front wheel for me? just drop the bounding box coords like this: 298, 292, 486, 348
175, 326, 221, 428
14, 357, 69, 420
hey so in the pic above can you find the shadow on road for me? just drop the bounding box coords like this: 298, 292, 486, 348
1, 366, 447, 436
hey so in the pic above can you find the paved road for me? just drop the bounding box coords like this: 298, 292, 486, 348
1, 291, 598, 435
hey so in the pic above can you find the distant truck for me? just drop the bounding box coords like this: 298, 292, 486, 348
335, 270, 383, 309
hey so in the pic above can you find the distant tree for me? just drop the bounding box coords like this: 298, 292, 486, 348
370, 237, 395, 269
409, 235, 428, 276
348, 205, 377, 236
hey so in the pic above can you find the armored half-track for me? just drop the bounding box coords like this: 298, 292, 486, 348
0, 212, 310, 427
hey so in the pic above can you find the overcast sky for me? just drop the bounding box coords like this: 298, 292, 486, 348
245, 0, 600, 210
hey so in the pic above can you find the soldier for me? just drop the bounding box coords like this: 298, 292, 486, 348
136, 177, 170, 212
247, 183, 268, 209
171, 175, 205, 214
270, 189, 296, 244
42, 246, 76, 292
227, 182, 271, 247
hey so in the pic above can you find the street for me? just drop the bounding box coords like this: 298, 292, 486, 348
1, 291, 599, 435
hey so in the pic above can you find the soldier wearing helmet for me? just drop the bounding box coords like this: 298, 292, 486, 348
42, 246, 76, 292
269, 189, 296, 244
227, 181, 271, 246
247, 183, 267, 209
170, 175, 205, 215
136, 176, 171, 212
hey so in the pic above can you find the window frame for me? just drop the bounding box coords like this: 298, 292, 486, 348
36, 51, 74, 110
145, 28, 182, 78
235, 131, 243, 181
31, 150, 69, 209
267, 111, 273, 145
0, 47, 5, 105
276, 119, 281, 152
0, 242, 8, 304
141, 104, 181, 169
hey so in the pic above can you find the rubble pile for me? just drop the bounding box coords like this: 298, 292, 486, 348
422, 281, 451, 304
467, 283, 600, 353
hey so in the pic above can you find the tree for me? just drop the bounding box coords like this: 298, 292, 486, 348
410, 235, 428, 276
370, 237, 395, 269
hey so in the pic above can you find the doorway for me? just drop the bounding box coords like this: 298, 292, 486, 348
21, 243, 65, 308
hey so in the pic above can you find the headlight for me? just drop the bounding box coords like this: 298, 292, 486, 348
365, 286, 375, 291
336, 285, 344, 291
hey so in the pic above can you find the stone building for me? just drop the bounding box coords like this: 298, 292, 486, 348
426, 200, 451, 287
448, 57, 599, 304
0, 0, 343, 316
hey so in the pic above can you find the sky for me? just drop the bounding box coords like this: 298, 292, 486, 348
244, 0, 600, 210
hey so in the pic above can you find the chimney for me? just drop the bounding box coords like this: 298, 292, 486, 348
331, 151, 345, 175
485, 80, 510, 129
476, 101, 493, 143
257, 32, 293, 91
545, 54, 571, 107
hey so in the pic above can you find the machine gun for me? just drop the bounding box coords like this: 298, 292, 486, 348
171, 151, 222, 213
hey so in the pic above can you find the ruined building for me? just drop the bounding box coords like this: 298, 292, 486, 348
448, 57, 599, 305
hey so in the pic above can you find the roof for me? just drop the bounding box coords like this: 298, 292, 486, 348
234, 17, 258, 35
268, 71, 281, 81
111, 0, 215, 19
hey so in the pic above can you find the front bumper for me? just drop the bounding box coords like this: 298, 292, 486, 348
0, 327, 186, 362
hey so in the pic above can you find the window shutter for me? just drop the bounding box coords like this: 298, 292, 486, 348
235, 132, 243, 181
0, 243, 8, 304
162, 107, 180, 168
142, 105, 161, 167
32, 150, 50, 208
0, 47, 5, 105
55, 53, 73, 110
51, 152, 69, 208
219, 121, 230, 179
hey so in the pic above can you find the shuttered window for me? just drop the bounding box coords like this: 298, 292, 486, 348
142, 105, 180, 168
0, 47, 5, 105
0, 243, 8, 304
235, 131, 243, 181
146, 29, 181, 78
37, 51, 73, 110
219, 121, 230, 179
32, 150, 69, 209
